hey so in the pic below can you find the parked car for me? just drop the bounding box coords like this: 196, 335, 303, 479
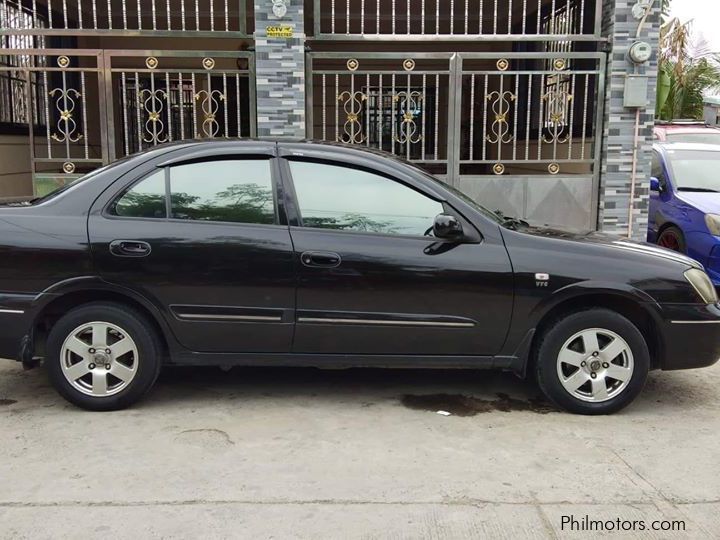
1, 140, 719, 414
650, 142, 720, 286
654, 120, 720, 144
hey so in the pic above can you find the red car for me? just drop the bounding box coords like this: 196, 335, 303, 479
654, 121, 720, 144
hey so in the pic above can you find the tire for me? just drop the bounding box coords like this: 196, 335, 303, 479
657, 225, 686, 253
535, 309, 649, 415
46, 302, 163, 411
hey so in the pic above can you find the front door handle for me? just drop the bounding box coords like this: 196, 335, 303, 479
109, 240, 152, 258
300, 251, 341, 268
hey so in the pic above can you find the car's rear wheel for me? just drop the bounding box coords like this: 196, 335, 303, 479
535, 309, 650, 415
657, 225, 686, 253
46, 302, 162, 411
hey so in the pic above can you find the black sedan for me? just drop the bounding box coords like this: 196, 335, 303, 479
1, 140, 719, 414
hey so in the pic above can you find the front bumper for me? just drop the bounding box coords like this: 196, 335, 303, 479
656, 303, 720, 370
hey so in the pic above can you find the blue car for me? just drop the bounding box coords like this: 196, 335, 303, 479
649, 143, 720, 286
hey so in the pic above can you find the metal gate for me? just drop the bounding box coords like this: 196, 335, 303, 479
0, 48, 255, 194
305, 50, 606, 230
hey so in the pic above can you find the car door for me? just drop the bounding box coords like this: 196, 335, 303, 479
278, 145, 514, 356
88, 143, 296, 353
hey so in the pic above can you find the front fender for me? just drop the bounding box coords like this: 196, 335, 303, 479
528, 280, 661, 326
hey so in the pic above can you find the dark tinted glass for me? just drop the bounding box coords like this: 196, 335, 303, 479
289, 161, 444, 236
651, 151, 664, 180
113, 170, 167, 218
169, 160, 275, 224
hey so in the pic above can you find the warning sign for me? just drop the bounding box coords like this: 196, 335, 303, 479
266, 25, 293, 38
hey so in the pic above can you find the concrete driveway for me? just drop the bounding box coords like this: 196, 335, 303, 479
0, 360, 719, 539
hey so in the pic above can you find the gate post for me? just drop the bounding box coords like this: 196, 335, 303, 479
597, 0, 660, 240
253, 0, 306, 138
447, 53, 463, 187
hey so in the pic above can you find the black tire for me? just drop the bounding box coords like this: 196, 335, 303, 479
535, 309, 650, 415
46, 302, 163, 411
657, 225, 687, 253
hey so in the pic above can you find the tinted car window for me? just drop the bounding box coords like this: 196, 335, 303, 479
289, 160, 443, 236
651, 151, 665, 180
113, 170, 167, 218
169, 160, 275, 224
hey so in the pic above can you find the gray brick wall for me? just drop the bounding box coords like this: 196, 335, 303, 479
254, 0, 306, 138
599, 0, 660, 240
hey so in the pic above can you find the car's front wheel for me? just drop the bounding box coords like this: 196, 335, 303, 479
535, 309, 650, 415
46, 302, 162, 411
657, 225, 686, 253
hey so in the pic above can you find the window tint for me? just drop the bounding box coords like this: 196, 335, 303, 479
169, 159, 275, 224
289, 161, 444, 236
113, 170, 167, 218
651, 152, 664, 180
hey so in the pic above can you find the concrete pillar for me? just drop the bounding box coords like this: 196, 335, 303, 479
598, 0, 660, 240
253, 0, 306, 138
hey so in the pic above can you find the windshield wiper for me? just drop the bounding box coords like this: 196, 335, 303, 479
494, 209, 529, 230
677, 187, 720, 193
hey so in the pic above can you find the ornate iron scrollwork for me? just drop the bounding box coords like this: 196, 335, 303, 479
49, 87, 83, 143
542, 86, 574, 144
485, 90, 516, 144
195, 89, 225, 138
393, 91, 423, 144
337, 90, 367, 144
139, 88, 169, 144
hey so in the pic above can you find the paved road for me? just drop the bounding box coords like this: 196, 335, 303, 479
0, 360, 719, 539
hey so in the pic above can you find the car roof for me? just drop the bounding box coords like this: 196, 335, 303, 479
654, 141, 720, 151
130, 137, 418, 164
653, 123, 720, 141
657, 127, 718, 134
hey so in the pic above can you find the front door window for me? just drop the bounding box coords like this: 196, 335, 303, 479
288, 160, 443, 236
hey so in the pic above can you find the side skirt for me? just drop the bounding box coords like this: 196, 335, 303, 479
170, 352, 523, 372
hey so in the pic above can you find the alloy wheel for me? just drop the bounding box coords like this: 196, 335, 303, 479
60, 321, 139, 397
658, 231, 682, 252
556, 328, 634, 403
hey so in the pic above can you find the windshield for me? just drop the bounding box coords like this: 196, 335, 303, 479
665, 132, 720, 145
666, 148, 720, 192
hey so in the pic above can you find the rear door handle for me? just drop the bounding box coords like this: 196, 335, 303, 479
300, 251, 341, 268
109, 240, 152, 258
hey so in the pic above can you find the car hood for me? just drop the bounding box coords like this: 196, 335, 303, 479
676, 191, 720, 214
518, 226, 703, 269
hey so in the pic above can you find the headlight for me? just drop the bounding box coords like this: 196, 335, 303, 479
705, 214, 720, 236
684, 268, 719, 304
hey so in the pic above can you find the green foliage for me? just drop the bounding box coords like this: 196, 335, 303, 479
656, 13, 720, 121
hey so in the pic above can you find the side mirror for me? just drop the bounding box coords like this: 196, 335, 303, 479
433, 213, 464, 239
650, 177, 661, 192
